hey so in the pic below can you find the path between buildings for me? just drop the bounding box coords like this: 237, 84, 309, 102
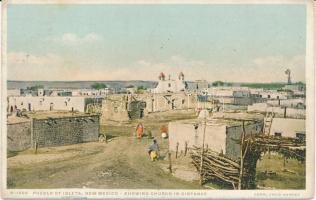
7, 136, 202, 189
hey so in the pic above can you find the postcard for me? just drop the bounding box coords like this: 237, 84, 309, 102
0, 0, 315, 199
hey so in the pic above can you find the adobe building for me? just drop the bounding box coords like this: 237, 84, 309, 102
268, 118, 305, 139
168, 112, 264, 161
8, 96, 103, 113
7, 111, 99, 152
135, 92, 198, 113
208, 87, 264, 106
101, 94, 146, 122
7, 117, 32, 152
152, 72, 186, 93
248, 103, 306, 119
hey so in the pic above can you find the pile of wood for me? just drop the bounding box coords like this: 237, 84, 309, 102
190, 135, 306, 189
191, 146, 241, 189
245, 135, 306, 162
247, 135, 305, 149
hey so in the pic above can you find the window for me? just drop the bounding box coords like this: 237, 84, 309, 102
182, 99, 185, 104
168, 83, 171, 87
274, 132, 282, 137
114, 107, 118, 113
267, 95, 271, 99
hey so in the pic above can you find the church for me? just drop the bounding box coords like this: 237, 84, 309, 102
152, 72, 187, 93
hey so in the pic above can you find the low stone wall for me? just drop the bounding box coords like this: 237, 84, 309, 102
32, 115, 99, 148
7, 121, 32, 152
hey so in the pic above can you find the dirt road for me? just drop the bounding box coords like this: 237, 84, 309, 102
7, 110, 305, 189
7, 136, 202, 189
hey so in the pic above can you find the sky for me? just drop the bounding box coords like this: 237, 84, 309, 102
7, 4, 306, 82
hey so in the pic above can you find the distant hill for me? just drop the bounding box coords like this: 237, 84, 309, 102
8, 80, 292, 90
7, 80, 157, 90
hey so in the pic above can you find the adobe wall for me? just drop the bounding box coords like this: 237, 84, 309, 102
269, 118, 305, 138
168, 120, 263, 161
248, 103, 305, 119
8, 96, 87, 113
32, 115, 99, 148
7, 121, 31, 152
225, 121, 263, 161
101, 98, 130, 123
168, 121, 227, 154
136, 92, 198, 113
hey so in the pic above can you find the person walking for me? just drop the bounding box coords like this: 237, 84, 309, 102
136, 123, 143, 138
148, 139, 160, 161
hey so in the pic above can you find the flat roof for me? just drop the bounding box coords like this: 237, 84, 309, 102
171, 118, 256, 127
7, 116, 31, 124
212, 112, 264, 121
10, 111, 98, 120
171, 111, 262, 127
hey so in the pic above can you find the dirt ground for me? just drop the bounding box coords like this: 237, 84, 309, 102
7, 110, 305, 189
256, 154, 306, 189
7, 110, 203, 189
8, 137, 203, 189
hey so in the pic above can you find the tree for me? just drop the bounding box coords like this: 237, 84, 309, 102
27, 85, 44, 91
295, 81, 305, 86
212, 81, 224, 87
136, 85, 146, 94
91, 83, 107, 90
137, 85, 146, 90
126, 85, 135, 88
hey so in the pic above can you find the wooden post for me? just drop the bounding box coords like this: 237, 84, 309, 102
199, 149, 204, 185
284, 106, 287, 118
34, 141, 38, 154
184, 141, 188, 156
283, 156, 286, 168
168, 152, 172, 173
238, 121, 246, 190
175, 142, 179, 159
199, 115, 207, 185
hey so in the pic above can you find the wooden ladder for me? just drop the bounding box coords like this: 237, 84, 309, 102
263, 112, 274, 136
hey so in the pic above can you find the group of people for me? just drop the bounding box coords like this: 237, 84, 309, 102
135, 123, 160, 161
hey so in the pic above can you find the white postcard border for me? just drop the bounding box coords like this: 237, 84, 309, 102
0, 0, 315, 199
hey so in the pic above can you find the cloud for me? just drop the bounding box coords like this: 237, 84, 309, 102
8, 52, 62, 65
7, 52, 77, 81
129, 55, 305, 83
7, 52, 305, 83
128, 56, 211, 81
46, 33, 103, 45
249, 55, 305, 82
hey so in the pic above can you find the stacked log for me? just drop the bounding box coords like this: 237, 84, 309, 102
190, 135, 306, 189
190, 147, 241, 189
245, 135, 306, 162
